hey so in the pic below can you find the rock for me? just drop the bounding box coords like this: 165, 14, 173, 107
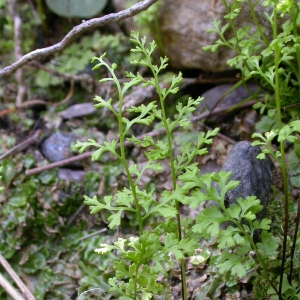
59, 103, 96, 119
199, 83, 259, 111
113, 0, 276, 71
220, 141, 273, 221
158, 0, 276, 71
41, 132, 80, 163
200, 161, 221, 175
58, 168, 86, 182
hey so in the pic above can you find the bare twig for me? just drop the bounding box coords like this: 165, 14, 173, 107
27, 0, 40, 24
0, 78, 74, 117
0, 273, 25, 300
0, 0, 158, 77
78, 228, 107, 241
0, 130, 41, 160
25, 151, 93, 175
7, 0, 26, 106
0, 254, 35, 300
284, 102, 300, 110
66, 203, 86, 227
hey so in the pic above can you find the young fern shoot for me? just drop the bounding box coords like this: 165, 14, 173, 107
73, 31, 218, 299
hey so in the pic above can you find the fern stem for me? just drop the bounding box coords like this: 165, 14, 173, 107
152, 68, 187, 300
289, 2, 300, 283
289, 195, 300, 282
247, 0, 269, 46
116, 74, 143, 300
114, 69, 144, 237
272, 9, 288, 297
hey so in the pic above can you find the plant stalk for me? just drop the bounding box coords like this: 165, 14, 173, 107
289, 2, 300, 284
247, 0, 269, 46
153, 70, 187, 300
115, 70, 144, 237
161, 101, 187, 300
116, 74, 143, 300
289, 195, 300, 282
273, 11, 288, 296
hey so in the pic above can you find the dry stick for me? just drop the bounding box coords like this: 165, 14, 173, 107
0, 254, 35, 300
25, 151, 93, 176
0, 0, 158, 78
0, 77, 74, 117
78, 228, 108, 242
0, 130, 41, 160
25, 100, 256, 176
7, 0, 26, 106
0, 273, 25, 300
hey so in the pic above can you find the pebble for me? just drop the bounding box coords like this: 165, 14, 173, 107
58, 168, 86, 182
41, 132, 80, 163
59, 103, 96, 119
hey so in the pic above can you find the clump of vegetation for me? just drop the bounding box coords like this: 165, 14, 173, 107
203, 0, 300, 298
1, 0, 300, 299
74, 31, 218, 298
74, 0, 300, 298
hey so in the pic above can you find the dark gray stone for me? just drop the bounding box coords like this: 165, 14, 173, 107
221, 141, 273, 221
41, 132, 80, 163
199, 84, 259, 111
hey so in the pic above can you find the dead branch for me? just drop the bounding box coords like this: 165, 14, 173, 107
0, 254, 35, 300
7, 0, 26, 106
0, 0, 158, 78
0, 130, 41, 160
0, 273, 25, 300
0, 78, 74, 117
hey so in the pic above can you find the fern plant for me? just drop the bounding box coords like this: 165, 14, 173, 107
74, 31, 219, 299
203, 0, 300, 298
74, 1, 300, 296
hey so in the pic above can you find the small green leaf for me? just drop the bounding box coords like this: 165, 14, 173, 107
95, 243, 116, 254
226, 204, 242, 219
129, 164, 139, 176
9, 195, 27, 208
114, 260, 131, 279
147, 163, 163, 172
253, 218, 271, 230
84, 195, 108, 214
107, 210, 123, 229
23, 253, 46, 274
218, 252, 247, 278
156, 206, 177, 218
256, 231, 279, 257
217, 227, 245, 249
193, 206, 230, 237
23, 154, 35, 169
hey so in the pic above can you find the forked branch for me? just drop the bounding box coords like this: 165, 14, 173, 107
0, 0, 158, 77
